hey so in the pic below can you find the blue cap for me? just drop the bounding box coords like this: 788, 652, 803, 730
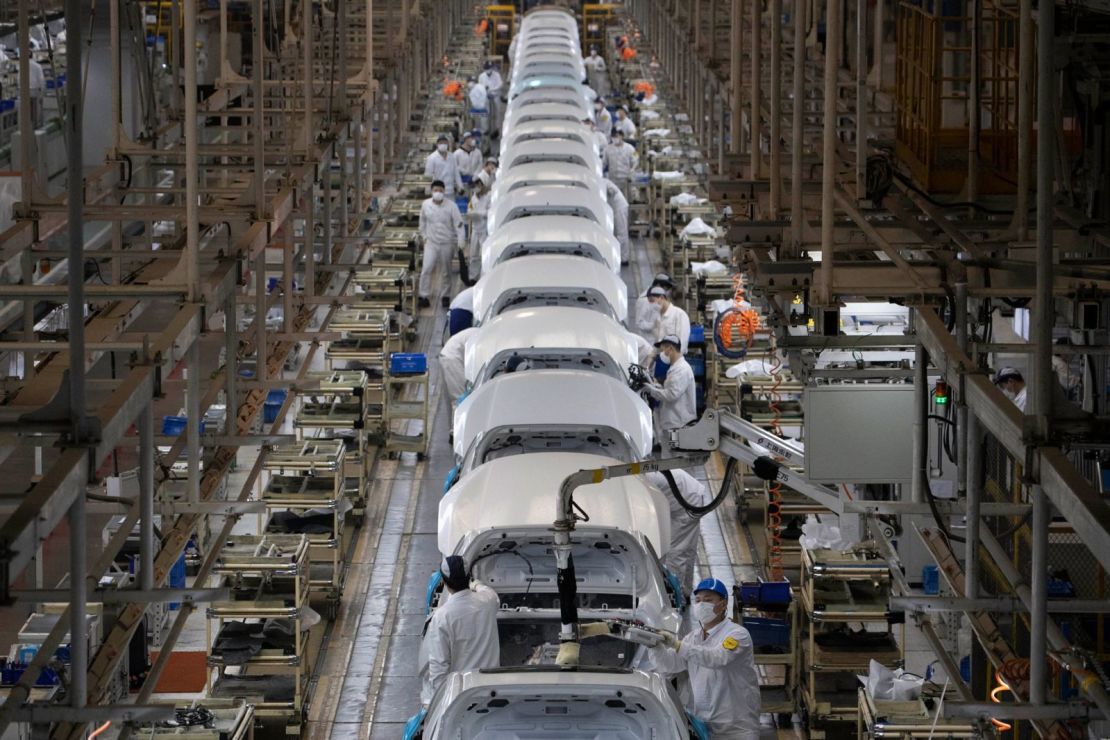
693, 578, 729, 601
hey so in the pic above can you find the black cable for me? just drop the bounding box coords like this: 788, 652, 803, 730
894, 171, 1032, 216
660, 457, 738, 517
472, 549, 536, 598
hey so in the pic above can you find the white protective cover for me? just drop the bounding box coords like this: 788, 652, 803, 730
509, 75, 593, 103
505, 88, 591, 119
500, 101, 589, 128
480, 215, 621, 274
452, 368, 651, 458
470, 253, 627, 323
499, 120, 596, 157
463, 305, 638, 383
423, 669, 691, 740
438, 453, 670, 557
501, 138, 602, 176
487, 184, 614, 234
489, 162, 605, 206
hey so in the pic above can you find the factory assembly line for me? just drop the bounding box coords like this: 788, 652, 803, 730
1, 0, 1110, 739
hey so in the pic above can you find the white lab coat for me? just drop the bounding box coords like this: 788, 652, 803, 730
420, 583, 501, 705
468, 190, 490, 272
604, 179, 630, 261
418, 197, 465, 298
635, 293, 659, 340
595, 109, 613, 138
449, 288, 474, 313
614, 115, 637, 139
645, 470, 709, 594
1012, 386, 1027, 413
603, 141, 638, 183
647, 355, 696, 433
584, 53, 608, 96
439, 327, 478, 406
468, 83, 490, 135
634, 334, 655, 368
453, 147, 483, 180
479, 69, 504, 129
653, 304, 692, 354
590, 130, 608, 156
424, 151, 463, 193
650, 619, 761, 739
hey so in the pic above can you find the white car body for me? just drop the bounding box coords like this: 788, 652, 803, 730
463, 305, 638, 386
487, 185, 614, 235
480, 215, 621, 274
515, 53, 586, 80
414, 668, 703, 740
436, 453, 681, 659
489, 162, 606, 207
452, 368, 652, 462
470, 253, 627, 324
501, 138, 602, 176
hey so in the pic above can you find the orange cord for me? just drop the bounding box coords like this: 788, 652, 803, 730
88, 722, 111, 739
990, 658, 1058, 734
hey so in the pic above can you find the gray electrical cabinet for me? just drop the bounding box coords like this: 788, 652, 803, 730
804, 384, 914, 484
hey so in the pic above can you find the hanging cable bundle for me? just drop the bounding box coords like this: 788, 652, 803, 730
714, 275, 761, 359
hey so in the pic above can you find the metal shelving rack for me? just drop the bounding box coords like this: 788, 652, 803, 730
383, 367, 430, 459
261, 441, 348, 617
206, 534, 311, 734
799, 546, 904, 738
293, 370, 372, 520
857, 688, 980, 738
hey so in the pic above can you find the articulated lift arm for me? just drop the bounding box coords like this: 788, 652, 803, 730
552, 408, 845, 664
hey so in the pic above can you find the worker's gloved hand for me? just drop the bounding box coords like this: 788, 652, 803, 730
660, 631, 682, 651
578, 622, 614, 639
555, 641, 580, 666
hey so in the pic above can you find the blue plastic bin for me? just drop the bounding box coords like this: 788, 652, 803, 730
390, 353, 427, 375
742, 616, 791, 649
168, 553, 186, 610
263, 389, 287, 424
923, 565, 940, 594
690, 324, 706, 345
161, 416, 204, 436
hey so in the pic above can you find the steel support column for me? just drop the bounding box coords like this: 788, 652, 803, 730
139, 402, 154, 591
769, 0, 782, 215
790, 0, 805, 250
730, 0, 743, 153
819, 0, 841, 304
750, 0, 762, 178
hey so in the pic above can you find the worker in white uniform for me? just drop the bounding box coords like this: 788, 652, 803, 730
603, 177, 630, 265
420, 555, 500, 706
645, 470, 709, 596
28, 56, 45, 128
993, 367, 1027, 412
635, 273, 674, 341
448, 287, 475, 336
594, 99, 613, 138
603, 130, 638, 200
467, 77, 489, 136
452, 134, 483, 185
418, 180, 465, 308
424, 136, 463, 194
478, 62, 504, 133
483, 157, 498, 187
649, 287, 692, 353
652, 578, 762, 740
584, 47, 608, 97
467, 171, 492, 280
438, 327, 477, 410
583, 117, 608, 156
614, 107, 637, 140
645, 335, 697, 437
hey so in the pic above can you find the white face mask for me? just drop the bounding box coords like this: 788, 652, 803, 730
659, 351, 673, 365
1001, 387, 1015, 401
464, 140, 474, 150
432, 191, 444, 202
590, 50, 597, 57
437, 143, 448, 153
692, 600, 719, 626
